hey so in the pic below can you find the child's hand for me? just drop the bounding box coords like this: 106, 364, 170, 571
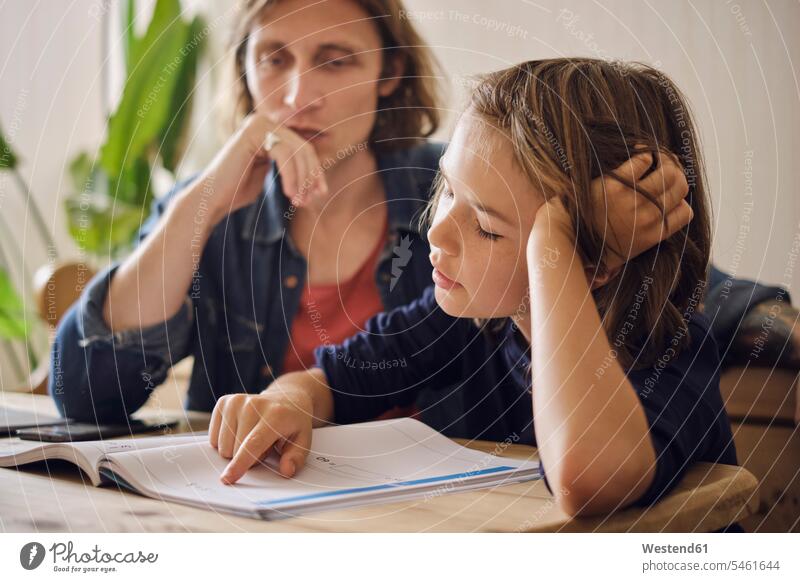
209, 390, 314, 484
531, 195, 574, 242
593, 150, 693, 269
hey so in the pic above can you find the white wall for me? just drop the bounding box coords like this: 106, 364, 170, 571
0, 0, 109, 387
1, 1, 108, 264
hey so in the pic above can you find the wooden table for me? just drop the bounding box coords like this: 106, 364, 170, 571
0, 392, 760, 532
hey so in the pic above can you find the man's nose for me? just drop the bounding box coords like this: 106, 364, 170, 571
283, 67, 323, 113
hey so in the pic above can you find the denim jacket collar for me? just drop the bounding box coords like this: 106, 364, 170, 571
241, 146, 434, 246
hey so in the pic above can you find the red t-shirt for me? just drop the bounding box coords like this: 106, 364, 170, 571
282, 215, 388, 375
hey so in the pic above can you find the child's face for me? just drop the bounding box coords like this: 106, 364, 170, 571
428, 116, 546, 320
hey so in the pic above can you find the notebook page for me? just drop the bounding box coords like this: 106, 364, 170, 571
99, 418, 538, 516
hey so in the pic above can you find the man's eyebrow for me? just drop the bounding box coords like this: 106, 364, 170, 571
251, 39, 360, 55
438, 160, 514, 226
251, 39, 286, 53
316, 42, 359, 54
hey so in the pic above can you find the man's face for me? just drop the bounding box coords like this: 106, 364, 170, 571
244, 0, 399, 163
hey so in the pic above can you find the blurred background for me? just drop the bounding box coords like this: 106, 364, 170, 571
0, 0, 798, 388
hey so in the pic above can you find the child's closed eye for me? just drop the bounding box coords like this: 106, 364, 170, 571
441, 188, 502, 241
474, 219, 501, 241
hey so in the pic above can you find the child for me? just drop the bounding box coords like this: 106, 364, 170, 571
208, 58, 737, 518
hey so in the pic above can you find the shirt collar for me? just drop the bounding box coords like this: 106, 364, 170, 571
241, 146, 435, 245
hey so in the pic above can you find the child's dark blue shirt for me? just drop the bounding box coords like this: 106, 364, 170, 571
315, 284, 738, 507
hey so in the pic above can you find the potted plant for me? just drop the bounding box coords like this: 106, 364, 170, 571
66, 0, 206, 261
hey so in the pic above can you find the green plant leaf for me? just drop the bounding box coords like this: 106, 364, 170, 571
0, 126, 18, 169
111, 154, 153, 207
65, 152, 153, 259
159, 15, 205, 172
0, 267, 30, 339
124, 0, 137, 72
100, 0, 191, 177
65, 191, 148, 259
68, 151, 94, 193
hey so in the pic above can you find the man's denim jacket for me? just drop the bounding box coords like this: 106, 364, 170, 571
50, 142, 446, 423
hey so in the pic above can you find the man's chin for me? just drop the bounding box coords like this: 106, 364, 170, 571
316, 136, 367, 167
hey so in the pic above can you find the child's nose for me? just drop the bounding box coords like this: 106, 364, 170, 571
427, 213, 459, 257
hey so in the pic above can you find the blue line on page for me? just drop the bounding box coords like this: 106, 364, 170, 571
255, 465, 519, 507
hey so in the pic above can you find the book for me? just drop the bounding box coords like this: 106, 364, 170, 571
0, 432, 204, 486
0, 417, 540, 520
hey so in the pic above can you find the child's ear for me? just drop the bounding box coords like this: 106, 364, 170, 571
584, 264, 622, 291
377, 54, 404, 98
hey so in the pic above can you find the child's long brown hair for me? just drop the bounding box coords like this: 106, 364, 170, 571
427, 59, 712, 370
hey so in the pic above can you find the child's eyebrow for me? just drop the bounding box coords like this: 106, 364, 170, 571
438, 160, 515, 227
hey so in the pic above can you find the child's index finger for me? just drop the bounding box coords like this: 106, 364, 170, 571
220, 426, 279, 485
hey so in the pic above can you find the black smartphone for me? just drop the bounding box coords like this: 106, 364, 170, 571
15, 419, 179, 442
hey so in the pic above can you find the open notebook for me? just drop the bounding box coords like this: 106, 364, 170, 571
0, 418, 540, 520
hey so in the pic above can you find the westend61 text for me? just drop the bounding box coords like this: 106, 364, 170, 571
642, 543, 708, 554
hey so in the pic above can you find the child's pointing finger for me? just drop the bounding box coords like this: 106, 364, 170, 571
220, 426, 279, 485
